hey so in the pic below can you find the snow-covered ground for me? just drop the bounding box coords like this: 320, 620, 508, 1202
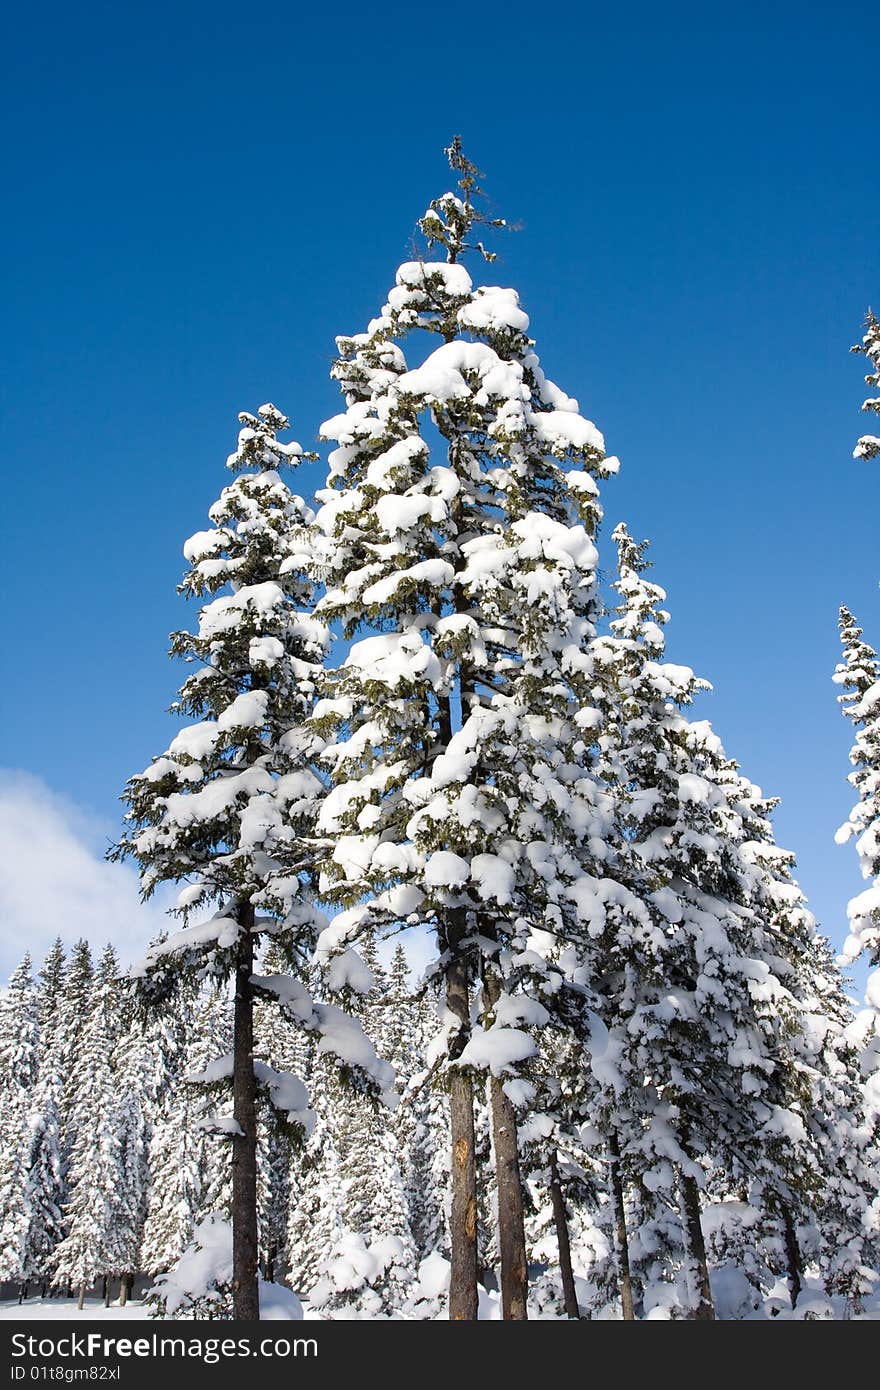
4, 1291, 880, 1320
0, 1297, 152, 1320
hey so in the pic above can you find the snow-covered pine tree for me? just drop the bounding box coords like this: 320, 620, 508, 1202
400, 985, 449, 1266
110, 996, 153, 1304
312, 139, 617, 1319
284, 943, 417, 1316
834, 606, 880, 923
711, 752, 879, 1307
111, 403, 393, 1319
21, 936, 68, 1291
0, 955, 39, 1292
36, 940, 66, 1071
285, 1043, 346, 1299
139, 982, 200, 1278
20, 1089, 64, 1296
585, 523, 844, 1318
51, 947, 127, 1308
339, 944, 419, 1310
57, 941, 95, 1175
852, 310, 880, 462
191, 985, 235, 1227
0, 954, 39, 1100
833, 604, 880, 1263
517, 1024, 598, 1319
254, 938, 303, 1282
379, 941, 451, 1277
381, 943, 413, 1070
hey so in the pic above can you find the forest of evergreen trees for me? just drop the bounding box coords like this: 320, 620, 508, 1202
0, 143, 878, 1321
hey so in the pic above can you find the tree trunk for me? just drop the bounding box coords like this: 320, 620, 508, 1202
489, 1075, 528, 1319
232, 904, 260, 1321
102, 1276, 110, 1307
482, 965, 528, 1320
77, 1283, 86, 1311
445, 909, 478, 1321
608, 1132, 636, 1320
18, 1282, 25, 1305
680, 1172, 714, 1320
781, 1204, 802, 1310
119, 1272, 133, 1307
549, 1152, 579, 1319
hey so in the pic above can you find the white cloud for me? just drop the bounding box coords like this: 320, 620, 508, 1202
0, 770, 443, 990
0, 769, 174, 979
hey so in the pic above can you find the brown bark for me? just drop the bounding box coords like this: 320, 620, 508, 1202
119, 1272, 133, 1307
549, 1152, 579, 1319
482, 966, 528, 1320
77, 1283, 86, 1311
681, 1172, 715, 1319
781, 1204, 802, 1309
608, 1132, 636, 1320
445, 908, 479, 1321
103, 1276, 110, 1307
489, 1075, 528, 1319
232, 903, 260, 1321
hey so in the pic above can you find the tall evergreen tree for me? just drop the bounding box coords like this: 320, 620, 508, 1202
111, 403, 393, 1318
312, 138, 617, 1319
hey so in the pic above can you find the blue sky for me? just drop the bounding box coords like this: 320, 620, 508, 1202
2, 2, 877, 983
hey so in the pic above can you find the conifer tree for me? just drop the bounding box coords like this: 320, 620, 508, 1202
833, 604, 880, 1259
51, 948, 127, 1308
20, 1091, 64, 1295
312, 138, 617, 1319
400, 988, 449, 1264
139, 986, 201, 1277
111, 404, 392, 1319
36, 940, 66, 1070
0, 954, 39, 1099
584, 524, 855, 1317
111, 1010, 152, 1303
852, 310, 880, 462
286, 1047, 347, 1298
57, 941, 95, 1171
0, 956, 39, 1290
21, 937, 68, 1291
255, 939, 302, 1281
834, 606, 880, 907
